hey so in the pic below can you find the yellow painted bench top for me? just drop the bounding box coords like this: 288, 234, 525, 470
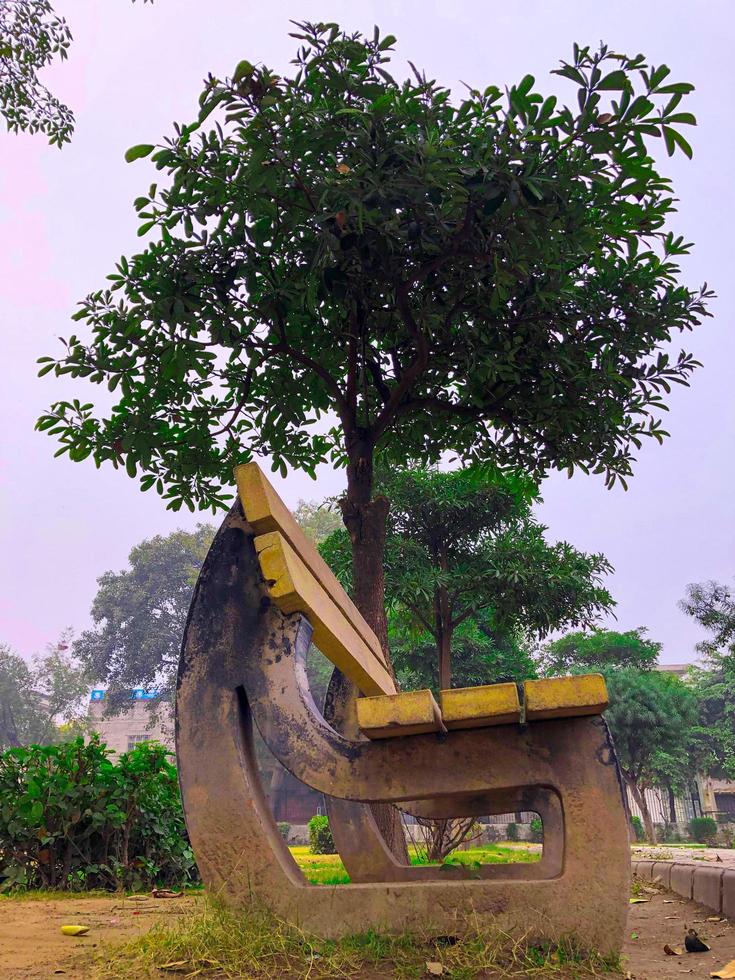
440, 683, 521, 729
524, 674, 608, 721
356, 690, 444, 740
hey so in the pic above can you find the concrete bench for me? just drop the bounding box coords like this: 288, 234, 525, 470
175, 462, 631, 954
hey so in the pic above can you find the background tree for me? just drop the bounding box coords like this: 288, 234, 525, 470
74, 513, 334, 709
0, 634, 89, 749
1, 0, 151, 146
39, 24, 711, 666
388, 609, 538, 693
687, 666, 735, 781
680, 579, 735, 667
292, 499, 342, 545
679, 580, 735, 782
541, 627, 661, 676
603, 667, 699, 843
321, 464, 613, 689
74, 525, 214, 708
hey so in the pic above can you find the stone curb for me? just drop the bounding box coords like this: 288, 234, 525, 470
633, 859, 734, 917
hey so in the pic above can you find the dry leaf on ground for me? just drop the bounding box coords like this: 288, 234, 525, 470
426, 963, 444, 976
711, 959, 735, 978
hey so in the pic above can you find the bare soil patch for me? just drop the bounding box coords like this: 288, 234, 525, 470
0, 893, 197, 979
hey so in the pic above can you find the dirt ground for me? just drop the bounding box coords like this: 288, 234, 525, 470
0, 893, 198, 980
1, 887, 734, 979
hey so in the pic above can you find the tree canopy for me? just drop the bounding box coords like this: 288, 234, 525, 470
680, 579, 735, 667
321, 464, 613, 688
603, 667, 699, 842
0, 635, 89, 749
38, 23, 710, 519
73, 525, 214, 706
0, 0, 151, 146
541, 627, 661, 675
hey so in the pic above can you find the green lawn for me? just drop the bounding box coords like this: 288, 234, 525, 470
289, 843, 540, 885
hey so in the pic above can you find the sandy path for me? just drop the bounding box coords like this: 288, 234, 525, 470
0, 894, 198, 979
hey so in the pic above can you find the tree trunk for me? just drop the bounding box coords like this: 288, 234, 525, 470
436, 579, 453, 691
628, 778, 657, 844
339, 434, 409, 864
0, 700, 21, 748
438, 625, 453, 691
668, 786, 677, 825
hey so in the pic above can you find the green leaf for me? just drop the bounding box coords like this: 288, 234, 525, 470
597, 70, 629, 91
124, 144, 155, 163
232, 60, 254, 84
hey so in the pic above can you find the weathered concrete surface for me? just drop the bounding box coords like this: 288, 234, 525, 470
177, 502, 631, 955
652, 861, 673, 889
692, 866, 724, 911
670, 863, 695, 900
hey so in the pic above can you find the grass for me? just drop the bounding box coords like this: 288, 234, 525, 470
290, 844, 541, 886
96, 897, 620, 979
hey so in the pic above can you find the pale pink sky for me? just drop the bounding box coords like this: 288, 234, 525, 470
1, 0, 732, 664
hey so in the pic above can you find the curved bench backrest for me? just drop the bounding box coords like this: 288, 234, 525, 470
234, 462, 397, 697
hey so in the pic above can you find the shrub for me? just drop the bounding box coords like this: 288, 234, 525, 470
0, 736, 198, 891
308, 815, 335, 855
630, 815, 645, 842
506, 822, 519, 842
688, 816, 718, 845
529, 817, 543, 843
277, 822, 291, 842
661, 823, 681, 843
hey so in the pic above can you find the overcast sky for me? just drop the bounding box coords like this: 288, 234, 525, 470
1, 0, 732, 665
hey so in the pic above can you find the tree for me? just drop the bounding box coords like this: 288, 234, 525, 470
74, 525, 214, 707
292, 499, 342, 545
677, 581, 735, 783
0, 634, 89, 749
1, 0, 151, 146
603, 667, 698, 843
388, 608, 538, 693
321, 464, 613, 689
680, 579, 735, 667
541, 627, 661, 676
38, 23, 711, 667
74, 511, 335, 710
687, 666, 735, 781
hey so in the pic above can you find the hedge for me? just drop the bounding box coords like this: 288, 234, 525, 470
0, 736, 198, 891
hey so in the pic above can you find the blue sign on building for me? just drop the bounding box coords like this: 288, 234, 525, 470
131, 689, 159, 700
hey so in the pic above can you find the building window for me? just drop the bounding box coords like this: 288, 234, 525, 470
127, 734, 152, 751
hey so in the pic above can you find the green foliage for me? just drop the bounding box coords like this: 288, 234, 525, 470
0, 635, 90, 750
605, 668, 699, 793
604, 667, 699, 841
292, 499, 342, 545
688, 666, 735, 779
506, 822, 519, 842
0, 0, 152, 146
0, 737, 197, 891
74, 525, 215, 706
688, 816, 718, 845
38, 24, 711, 512
321, 463, 612, 689
680, 579, 735, 667
541, 628, 661, 676
630, 815, 645, 842
276, 821, 291, 842
530, 817, 543, 843
308, 814, 335, 855
388, 608, 538, 692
